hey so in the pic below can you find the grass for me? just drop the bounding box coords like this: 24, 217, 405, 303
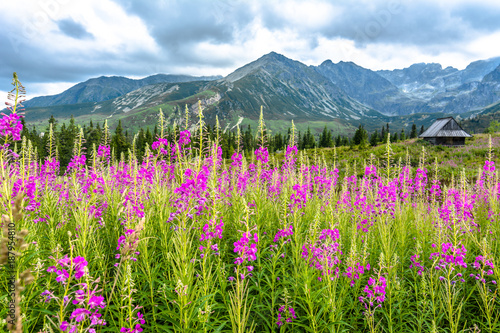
0, 126, 499, 332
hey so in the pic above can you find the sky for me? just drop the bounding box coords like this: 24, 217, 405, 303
1, 0, 500, 104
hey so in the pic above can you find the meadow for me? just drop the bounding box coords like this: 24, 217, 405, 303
1, 86, 500, 333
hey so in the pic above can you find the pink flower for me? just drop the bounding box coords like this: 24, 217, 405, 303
0, 112, 23, 141
56, 269, 69, 283
135, 312, 145, 325
88, 295, 105, 309
70, 308, 91, 322
179, 130, 191, 146
73, 256, 88, 279
60, 321, 69, 331
254, 146, 269, 164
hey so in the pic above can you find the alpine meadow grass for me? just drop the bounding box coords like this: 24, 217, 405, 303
1, 74, 500, 332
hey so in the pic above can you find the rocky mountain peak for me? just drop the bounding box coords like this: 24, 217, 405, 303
224, 52, 308, 83
482, 64, 500, 83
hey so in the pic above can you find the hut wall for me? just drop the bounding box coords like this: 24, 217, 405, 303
424, 138, 437, 145
427, 137, 466, 146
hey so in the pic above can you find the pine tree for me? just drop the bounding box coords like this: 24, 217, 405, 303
304, 127, 315, 149
370, 131, 379, 146
153, 125, 158, 140
243, 125, 253, 152
48, 115, 58, 131
59, 121, 76, 168
19, 117, 29, 139
353, 125, 368, 146
410, 123, 417, 138
275, 133, 283, 151
84, 122, 100, 154
68, 115, 77, 136
319, 126, 327, 147
136, 128, 146, 159
335, 135, 342, 147
353, 125, 362, 145
111, 120, 130, 158
286, 128, 291, 147
320, 126, 332, 148
145, 127, 153, 147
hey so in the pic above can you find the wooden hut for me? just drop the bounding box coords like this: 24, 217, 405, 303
419, 117, 472, 146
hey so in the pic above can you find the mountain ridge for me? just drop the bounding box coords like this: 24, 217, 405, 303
23, 74, 222, 108
19, 52, 500, 136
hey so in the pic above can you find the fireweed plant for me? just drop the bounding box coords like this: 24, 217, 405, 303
1, 77, 500, 332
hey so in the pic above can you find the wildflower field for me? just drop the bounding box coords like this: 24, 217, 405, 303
1, 77, 500, 333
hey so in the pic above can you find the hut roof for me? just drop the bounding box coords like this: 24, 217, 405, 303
419, 117, 472, 138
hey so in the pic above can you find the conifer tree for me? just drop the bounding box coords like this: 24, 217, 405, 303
353, 125, 368, 146
400, 128, 406, 141
410, 123, 417, 138
370, 131, 379, 146
319, 125, 332, 148
297, 131, 303, 150
111, 120, 130, 158
145, 127, 153, 147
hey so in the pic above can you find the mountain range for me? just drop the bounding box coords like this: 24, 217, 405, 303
20, 52, 500, 136
24, 74, 222, 108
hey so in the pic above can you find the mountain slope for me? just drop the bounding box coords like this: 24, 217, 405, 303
377, 57, 500, 112
24, 74, 221, 108
23, 52, 390, 135
461, 98, 500, 133
460, 57, 500, 83
314, 60, 419, 115
21, 52, 500, 135
377, 62, 459, 96
208, 52, 378, 123
422, 64, 500, 114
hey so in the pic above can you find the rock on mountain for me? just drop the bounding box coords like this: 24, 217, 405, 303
24, 74, 222, 108
21, 52, 500, 135
314, 60, 418, 115
207, 52, 378, 123
483, 64, 500, 83
461, 98, 500, 133
460, 57, 500, 83
374, 57, 500, 115
426, 64, 500, 114
377, 63, 460, 99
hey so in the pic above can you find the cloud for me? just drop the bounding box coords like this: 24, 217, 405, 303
113, 0, 258, 67
57, 18, 93, 40
0, 0, 160, 92
451, 3, 500, 31
258, 0, 500, 49
1, 0, 500, 104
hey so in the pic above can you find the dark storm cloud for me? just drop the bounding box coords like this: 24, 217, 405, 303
1, 0, 257, 94
113, 0, 256, 67
1, 0, 500, 98
0, 31, 156, 96
113, 0, 500, 72
259, 1, 500, 48
57, 19, 94, 40
451, 3, 500, 31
